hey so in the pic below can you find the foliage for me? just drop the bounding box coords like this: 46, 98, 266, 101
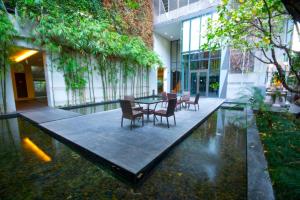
209, 82, 219, 90
0, 0, 161, 105
103, 0, 153, 48
203, 0, 300, 94
0, 6, 16, 113
240, 87, 270, 113
256, 112, 300, 200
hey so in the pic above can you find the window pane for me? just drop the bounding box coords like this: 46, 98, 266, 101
189, 0, 199, 4
209, 57, 220, 97
171, 41, 177, 62
169, 0, 177, 11
190, 18, 200, 51
190, 61, 199, 70
179, 0, 188, 7
200, 60, 209, 69
200, 15, 211, 46
182, 20, 190, 52
177, 40, 181, 61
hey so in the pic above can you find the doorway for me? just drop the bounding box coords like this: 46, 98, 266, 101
10, 48, 48, 111
15, 73, 28, 98
190, 70, 208, 96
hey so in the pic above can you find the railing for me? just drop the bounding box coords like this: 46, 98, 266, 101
153, 0, 219, 24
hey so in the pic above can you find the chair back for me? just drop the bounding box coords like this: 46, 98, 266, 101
182, 91, 190, 101
167, 93, 177, 100
124, 95, 135, 107
194, 93, 200, 104
120, 100, 133, 117
167, 98, 177, 116
161, 92, 168, 101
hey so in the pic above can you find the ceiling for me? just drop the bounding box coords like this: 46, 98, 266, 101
154, 21, 181, 41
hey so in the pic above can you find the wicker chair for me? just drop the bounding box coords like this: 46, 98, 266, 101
153, 98, 177, 128
181, 91, 190, 108
186, 93, 200, 111
167, 93, 183, 110
120, 100, 144, 130
124, 95, 143, 111
161, 91, 168, 107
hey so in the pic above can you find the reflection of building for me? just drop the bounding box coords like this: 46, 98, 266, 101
153, 0, 288, 99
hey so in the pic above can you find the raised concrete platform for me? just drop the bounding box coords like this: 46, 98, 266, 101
20, 107, 81, 124
21, 98, 224, 181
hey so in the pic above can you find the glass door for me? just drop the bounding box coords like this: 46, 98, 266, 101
190, 72, 198, 95
199, 71, 207, 96
189, 70, 208, 96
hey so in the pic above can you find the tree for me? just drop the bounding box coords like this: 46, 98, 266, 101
203, 0, 300, 94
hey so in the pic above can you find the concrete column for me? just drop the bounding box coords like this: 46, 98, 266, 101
0, 65, 16, 113
43, 52, 54, 107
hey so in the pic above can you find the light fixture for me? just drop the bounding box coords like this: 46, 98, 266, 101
164, 32, 168, 35
23, 137, 52, 162
170, 35, 173, 39
11, 50, 39, 63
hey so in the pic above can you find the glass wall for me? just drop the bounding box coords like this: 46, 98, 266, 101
171, 40, 181, 92
181, 13, 221, 97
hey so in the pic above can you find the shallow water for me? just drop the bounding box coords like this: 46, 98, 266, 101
0, 108, 247, 199
67, 103, 119, 115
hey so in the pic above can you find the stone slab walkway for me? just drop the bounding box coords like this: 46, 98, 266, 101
20, 98, 224, 181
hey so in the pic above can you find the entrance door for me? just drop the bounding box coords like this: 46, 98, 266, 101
190, 70, 208, 96
15, 73, 28, 98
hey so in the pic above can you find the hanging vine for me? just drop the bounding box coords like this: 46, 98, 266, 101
1, 0, 162, 106
0, 7, 16, 113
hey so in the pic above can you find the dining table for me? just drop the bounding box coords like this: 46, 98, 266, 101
134, 97, 162, 121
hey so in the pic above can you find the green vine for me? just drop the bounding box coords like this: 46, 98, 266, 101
0, 6, 16, 113
1, 0, 161, 106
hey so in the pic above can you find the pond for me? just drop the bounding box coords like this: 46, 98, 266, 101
0, 107, 247, 199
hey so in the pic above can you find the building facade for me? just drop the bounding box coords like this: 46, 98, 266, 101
153, 0, 283, 99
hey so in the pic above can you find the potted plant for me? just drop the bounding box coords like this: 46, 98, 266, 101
210, 82, 219, 95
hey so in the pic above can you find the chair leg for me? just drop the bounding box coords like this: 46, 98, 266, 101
130, 120, 133, 130
154, 114, 156, 125
194, 104, 196, 111
142, 115, 144, 126
173, 115, 176, 125
121, 117, 123, 127
167, 117, 169, 128
160, 116, 162, 123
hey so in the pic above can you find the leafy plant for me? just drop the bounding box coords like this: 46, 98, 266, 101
210, 82, 219, 90
0, 0, 162, 106
0, 6, 16, 113
202, 0, 300, 94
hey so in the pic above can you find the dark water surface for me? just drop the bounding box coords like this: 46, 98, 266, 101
0, 108, 247, 199
67, 103, 119, 115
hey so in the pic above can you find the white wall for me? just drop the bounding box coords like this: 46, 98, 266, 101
45, 53, 155, 107
153, 33, 171, 93
226, 52, 268, 99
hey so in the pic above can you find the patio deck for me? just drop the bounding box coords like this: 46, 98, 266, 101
21, 98, 224, 181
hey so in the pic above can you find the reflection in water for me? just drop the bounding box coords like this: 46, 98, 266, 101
23, 138, 52, 162
69, 103, 119, 115
0, 108, 247, 199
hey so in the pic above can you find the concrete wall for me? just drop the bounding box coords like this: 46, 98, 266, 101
45, 52, 156, 107
0, 65, 16, 113
153, 33, 170, 93
226, 51, 268, 99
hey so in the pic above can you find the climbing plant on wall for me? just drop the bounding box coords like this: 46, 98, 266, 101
1, 0, 161, 105
0, 6, 16, 113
